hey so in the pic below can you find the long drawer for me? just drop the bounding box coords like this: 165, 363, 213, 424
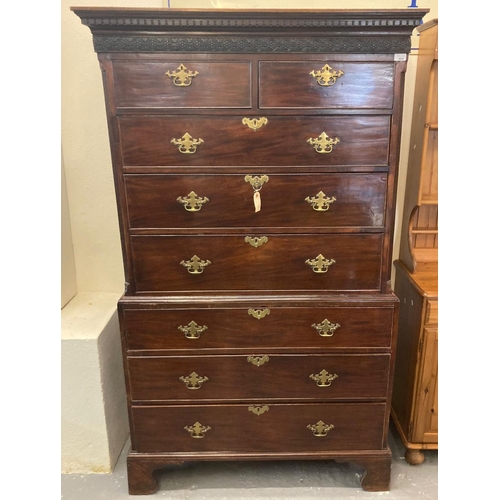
119, 115, 390, 167
131, 402, 386, 453
124, 173, 387, 230
127, 353, 390, 402
122, 305, 394, 352
130, 234, 384, 293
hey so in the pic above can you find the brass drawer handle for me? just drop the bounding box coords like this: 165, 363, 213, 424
242, 117, 268, 131
247, 355, 269, 367
179, 372, 209, 390
184, 422, 211, 438
309, 64, 344, 86
305, 191, 337, 211
307, 420, 335, 437
245, 236, 268, 248
248, 308, 270, 319
180, 255, 211, 274
177, 191, 209, 211
307, 132, 340, 154
171, 132, 204, 154
178, 321, 208, 339
312, 319, 341, 337
309, 369, 339, 387
305, 254, 336, 273
165, 63, 199, 87
248, 404, 269, 415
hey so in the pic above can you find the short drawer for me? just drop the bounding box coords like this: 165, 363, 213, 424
425, 298, 438, 324
124, 173, 387, 230
119, 115, 390, 167
131, 402, 386, 453
259, 61, 394, 109
127, 353, 390, 402
130, 233, 383, 293
112, 60, 252, 108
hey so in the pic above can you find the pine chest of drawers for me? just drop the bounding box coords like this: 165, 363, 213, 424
73, 7, 428, 495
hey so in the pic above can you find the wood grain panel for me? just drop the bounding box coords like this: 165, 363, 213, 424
124, 173, 387, 229
123, 305, 394, 351
131, 402, 386, 453
130, 234, 384, 293
259, 61, 394, 109
113, 60, 252, 108
119, 115, 390, 167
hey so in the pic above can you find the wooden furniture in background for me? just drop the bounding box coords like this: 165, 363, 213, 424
72, 7, 428, 493
391, 19, 438, 465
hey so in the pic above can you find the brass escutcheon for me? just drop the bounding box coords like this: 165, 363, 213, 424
179, 372, 209, 390
245, 236, 268, 248
177, 191, 209, 211
178, 321, 208, 339
180, 255, 211, 274
307, 132, 340, 154
305, 191, 337, 211
307, 420, 335, 437
247, 355, 270, 367
248, 308, 271, 319
309, 369, 339, 387
184, 422, 211, 438
171, 133, 204, 154
312, 319, 341, 337
165, 63, 199, 87
305, 254, 336, 273
242, 117, 268, 131
309, 64, 344, 86
248, 405, 270, 415
244, 175, 269, 191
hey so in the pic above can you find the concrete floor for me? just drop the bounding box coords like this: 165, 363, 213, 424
61, 422, 437, 499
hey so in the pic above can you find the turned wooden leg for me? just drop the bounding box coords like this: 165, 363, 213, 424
405, 449, 425, 465
357, 455, 392, 492
127, 457, 184, 495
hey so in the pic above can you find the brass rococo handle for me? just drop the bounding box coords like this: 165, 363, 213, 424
312, 319, 341, 337
166, 63, 199, 87
305, 191, 337, 211
309, 369, 339, 387
248, 308, 270, 319
247, 355, 270, 367
245, 175, 269, 191
309, 64, 344, 86
171, 133, 204, 154
242, 117, 268, 131
307, 420, 335, 437
184, 421, 211, 438
305, 254, 336, 273
178, 321, 208, 339
177, 191, 209, 211
307, 132, 340, 154
179, 371, 209, 390
180, 255, 211, 274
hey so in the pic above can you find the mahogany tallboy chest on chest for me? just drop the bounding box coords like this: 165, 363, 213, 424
72, 7, 428, 494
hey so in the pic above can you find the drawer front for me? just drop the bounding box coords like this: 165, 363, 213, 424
132, 402, 386, 453
259, 61, 394, 109
119, 115, 390, 167
128, 354, 390, 402
130, 234, 383, 293
123, 306, 394, 351
125, 173, 387, 230
113, 61, 252, 108
425, 298, 438, 325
